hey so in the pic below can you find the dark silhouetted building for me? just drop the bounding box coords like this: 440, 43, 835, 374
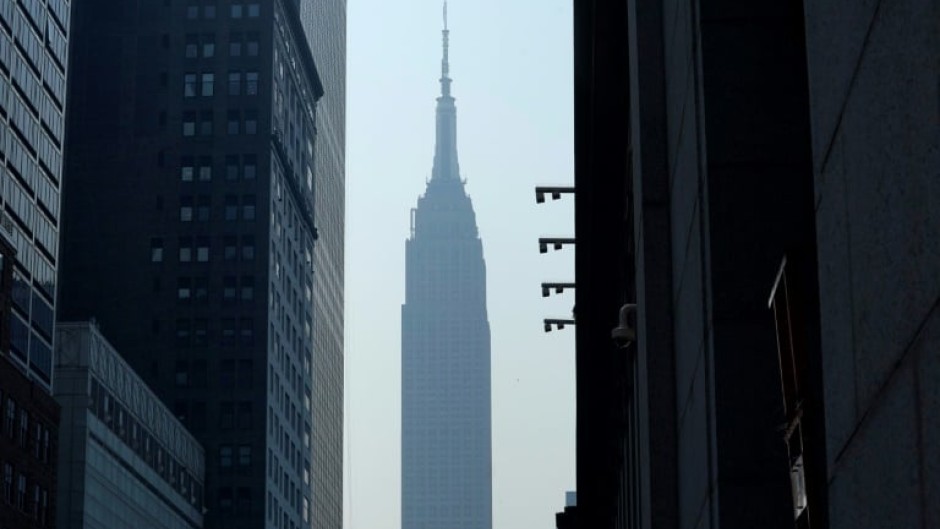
298, 3, 346, 528
0, 0, 71, 525
401, 14, 492, 529
565, 1, 937, 529
54, 322, 205, 529
58, 1, 339, 528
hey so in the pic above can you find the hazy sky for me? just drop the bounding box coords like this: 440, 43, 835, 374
345, 1, 575, 529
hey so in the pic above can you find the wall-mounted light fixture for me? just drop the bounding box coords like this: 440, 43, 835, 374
541, 282, 575, 298
538, 237, 575, 254
535, 186, 575, 204
544, 318, 576, 332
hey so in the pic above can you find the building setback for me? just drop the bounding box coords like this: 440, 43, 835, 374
54, 322, 205, 529
58, 1, 333, 528
297, 3, 346, 528
565, 1, 938, 529
0, 0, 71, 525
401, 14, 492, 529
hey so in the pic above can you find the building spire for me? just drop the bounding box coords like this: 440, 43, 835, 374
432, 2, 459, 181
441, 1, 451, 97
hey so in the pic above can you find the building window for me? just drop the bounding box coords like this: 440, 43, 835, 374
194, 276, 209, 304
17, 410, 28, 447
201, 73, 214, 96
241, 235, 255, 260
242, 195, 256, 220
241, 155, 256, 180
228, 72, 241, 96
222, 320, 236, 346
202, 34, 215, 57
2, 463, 12, 503
229, 33, 242, 56
220, 445, 233, 469
203, 0, 216, 19
246, 71, 258, 94
151, 238, 164, 262
180, 197, 194, 222
39, 488, 47, 525
196, 237, 210, 262
183, 111, 196, 136
175, 360, 190, 387
237, 487, 251, 514
218, 487, 233, 512
231, 3, 242, 18
246, 33, 259, 56
186, 3, 199, 19
198, 156, 212, 181
225, 155, 239, 180
196, 195, 211, 222
185, 35, 198, 58
178, 278, 192, 302
223, 276, 237, 302
227, 110, 240, 135
33, 422, 42, 460
15, 473, 25, 510
181, 156, 195, 181
223, 236, 238, 261
193, 319, 208, 346
224, 195, 238, 221
184, 73, 197, 97
237, 445, 251, 468
247, 3, 259, 17
244, 110, 258, 135
200, 111, 213, 135
220, 403, 234, 429
180, 236, 193, 262
237, 402, 252, 429
240, 276, 254, 300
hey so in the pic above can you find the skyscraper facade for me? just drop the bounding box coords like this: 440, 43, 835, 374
401, 13, 492, 529
58, 1, 341, 528
298, 3, 346, 529
0, 1, 70, 524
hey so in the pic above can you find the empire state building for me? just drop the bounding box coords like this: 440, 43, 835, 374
401, 7, 492, 529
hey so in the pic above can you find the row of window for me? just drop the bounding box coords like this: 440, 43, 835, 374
1, 461, 49, 526
185, 1, 260, 21
185, 32, 260, 58
88, 378, 204, 509
176, 275, 255, 303
174, 358, 255, 389
183, 71, 259, 97
1, 392, 52, 463
178, 194, 256, 222
151, 234, 256, 263
174, 315, 256, 347
180, 153, 258, 182
181, 110, 259, 137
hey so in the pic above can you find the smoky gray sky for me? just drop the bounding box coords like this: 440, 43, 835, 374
345, 1, 575, 529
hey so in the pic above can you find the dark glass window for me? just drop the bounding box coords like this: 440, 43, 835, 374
179, 236, 193, 262
246, 33, 259, 56
220, 445, 233, 468
196, 237, 210, 262
227, 110, 240, 135
222, 320, 236, 346
223, 236, 238, 260
245, 71, 258, 94
200, 111, 213, 135
242, 195, 256, 220
196, 195, 210, 221
241, 235, 255, 260
230, 3, 242, 18
201, 34, 215, 57
180, 197, 194, 222
194, 276, 209, 303
183, 111, 196, 136
246, 3, 259, 17
198, 156, 212, 181
151, 238, 164, 262
243, 154, 257, 179
185, 35, 198, 58
220, 403, 234, 429
225, 155, 239, 179
229, 33, 242, 57
224, 195, 238, 221
177, 278, 192, 302
184, 73, 197, 97
228, 72, 241, 96
244, 110, 258, 135
201, 73, 214, 97
181, 156, 195, 181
